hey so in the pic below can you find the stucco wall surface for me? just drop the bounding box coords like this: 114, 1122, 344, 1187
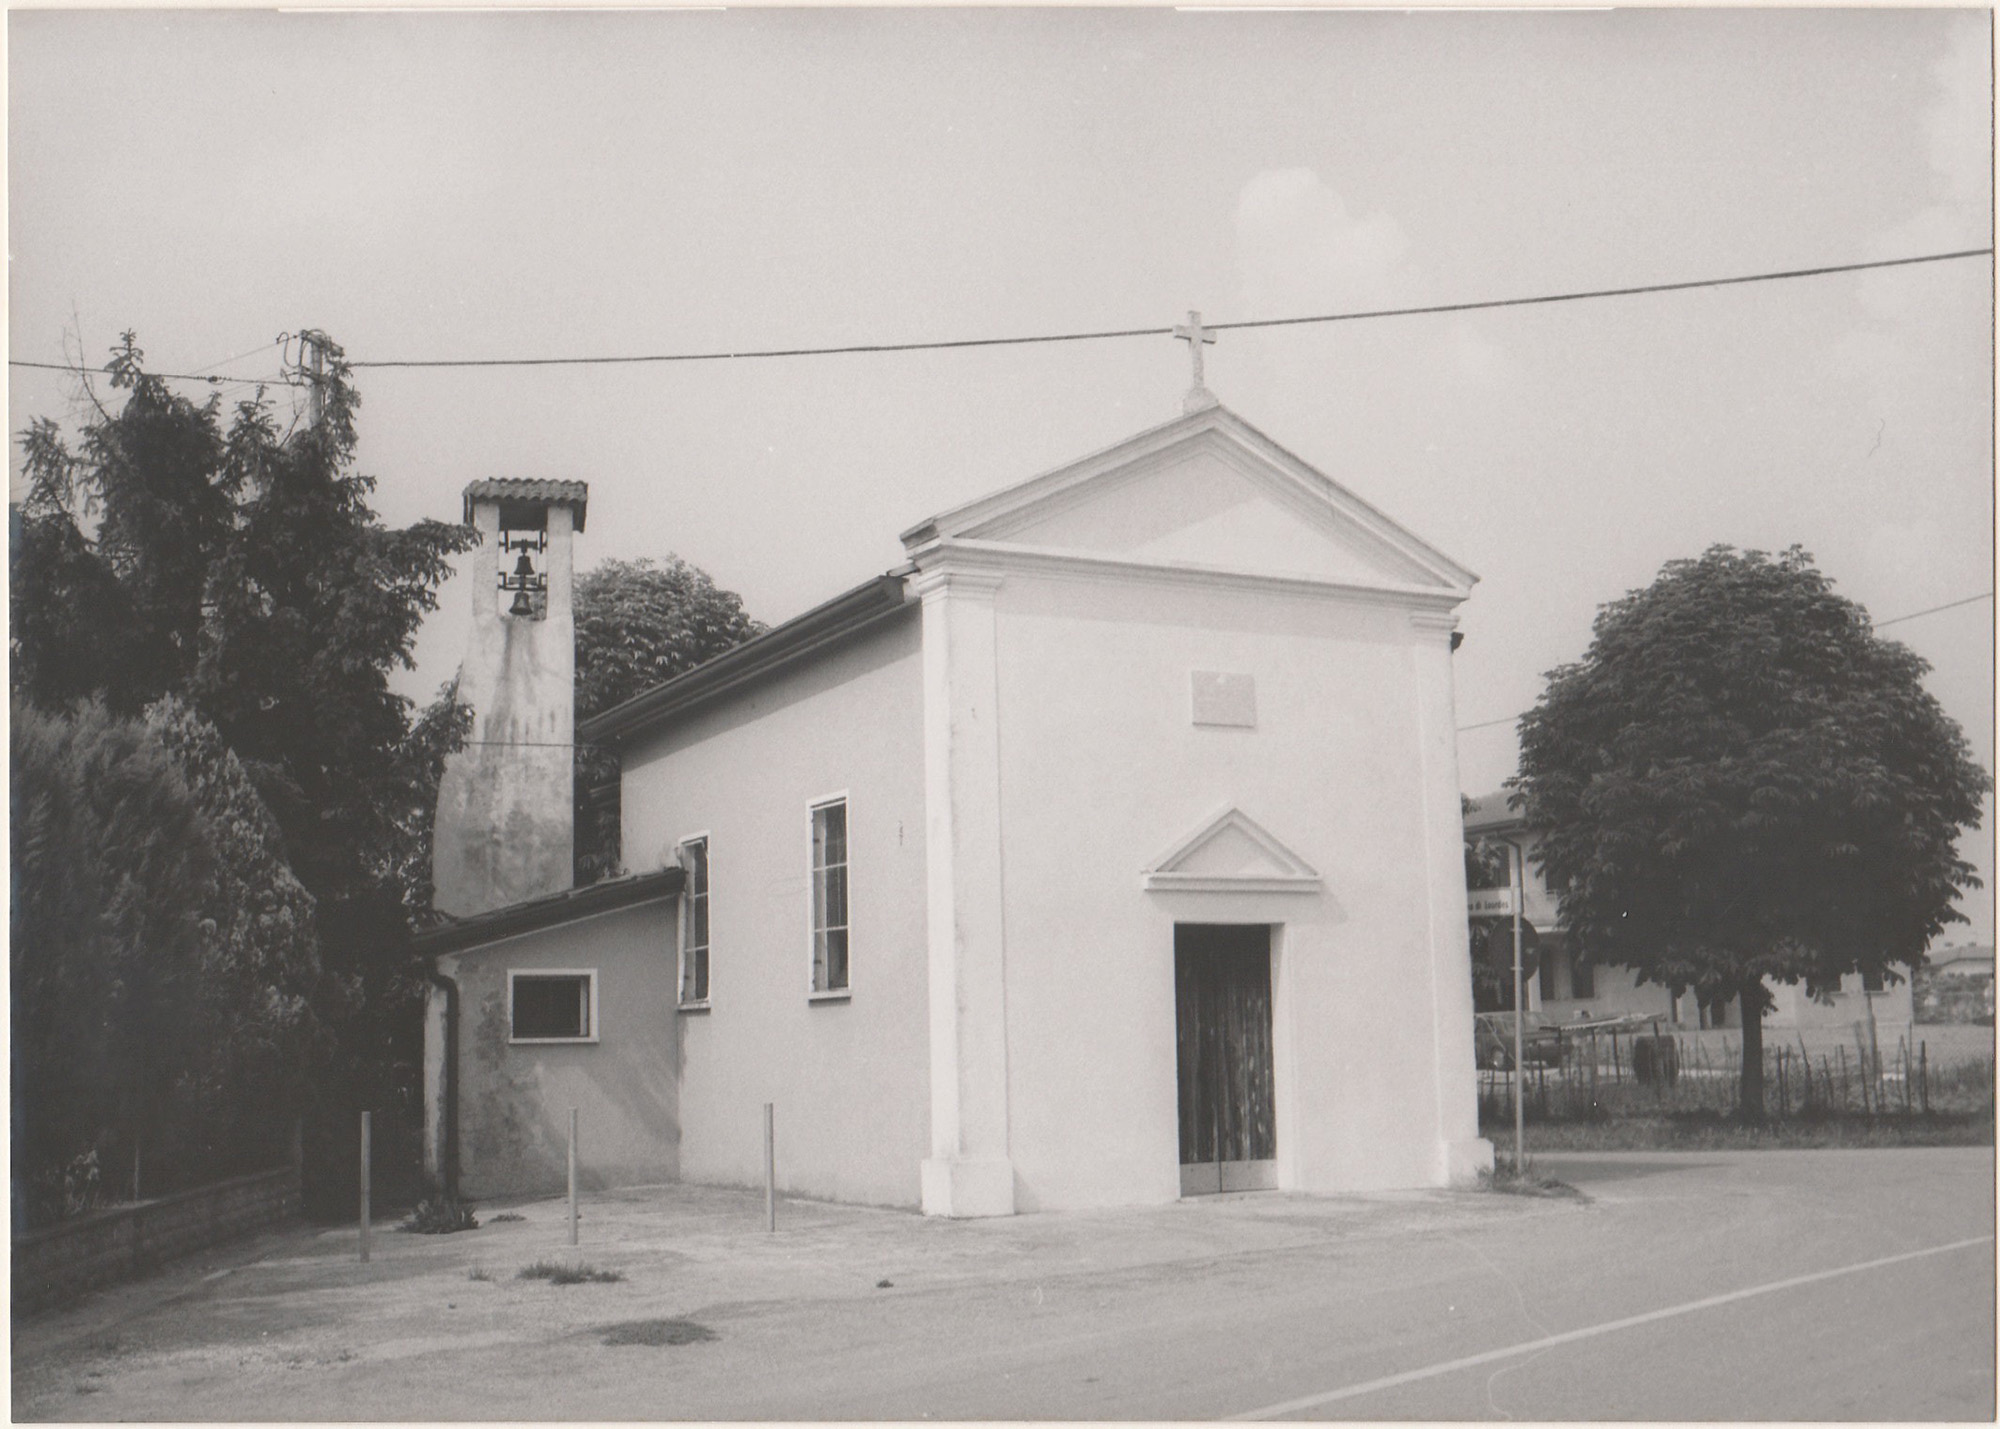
988, 572, 1480, 1209
441, 899, 679, 1199
619, 609, 931, 1208
433, 502, 577, 918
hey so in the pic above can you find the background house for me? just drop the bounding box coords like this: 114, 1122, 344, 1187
1462, 791, 1917, 1040
1914, 943, 1996, 1024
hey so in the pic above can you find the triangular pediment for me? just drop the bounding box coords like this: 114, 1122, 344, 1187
902, 404, 1476, 596
1144, 806, 1322, 894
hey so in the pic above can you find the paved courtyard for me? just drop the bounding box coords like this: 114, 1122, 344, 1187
13, 1146, 1993, 1420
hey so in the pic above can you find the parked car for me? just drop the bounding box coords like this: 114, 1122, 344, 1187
1474, 1011, 1566, 1070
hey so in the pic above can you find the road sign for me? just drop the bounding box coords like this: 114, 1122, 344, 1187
1483, 920, 1542, 979
1468, 888, 1517, 917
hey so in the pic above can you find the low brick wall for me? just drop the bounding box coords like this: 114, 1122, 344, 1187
13, 1164, 301, 1316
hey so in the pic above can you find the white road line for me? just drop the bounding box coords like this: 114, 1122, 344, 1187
1228, 1234, 1995, 1421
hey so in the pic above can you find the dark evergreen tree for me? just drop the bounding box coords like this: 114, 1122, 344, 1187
11, 700, 213, 1225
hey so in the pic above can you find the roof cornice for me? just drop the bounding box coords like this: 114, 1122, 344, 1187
579, 572, 914, 747
908, 536, 1470, 612
415, 866, 684, 958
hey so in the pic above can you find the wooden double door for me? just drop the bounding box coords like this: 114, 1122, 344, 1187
1175, 923, 1277, 1195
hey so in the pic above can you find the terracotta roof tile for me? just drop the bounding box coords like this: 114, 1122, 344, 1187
462, 479, 589, 531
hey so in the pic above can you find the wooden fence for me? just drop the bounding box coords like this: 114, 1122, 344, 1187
1477, 1024, 1987, 1124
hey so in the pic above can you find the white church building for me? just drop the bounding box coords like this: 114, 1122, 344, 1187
418, 377, 1493, 1217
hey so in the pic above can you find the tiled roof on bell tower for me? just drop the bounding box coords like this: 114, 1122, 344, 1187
462, 479, 589, 532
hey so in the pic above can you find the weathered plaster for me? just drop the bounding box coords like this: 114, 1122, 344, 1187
441, 901, 680, 1200
433, 496, 578, 919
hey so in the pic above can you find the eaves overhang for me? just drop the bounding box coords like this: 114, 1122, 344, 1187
579, 571, 914, 748
414, 867, 685, 959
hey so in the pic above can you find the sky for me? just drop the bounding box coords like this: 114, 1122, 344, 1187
10, 7, 1995, 942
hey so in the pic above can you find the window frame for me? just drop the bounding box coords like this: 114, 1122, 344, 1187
807, 791, 852, 1001
507, 968, 600, 1045
677, 832, 712, 1011
1568, 942, 1595, 1000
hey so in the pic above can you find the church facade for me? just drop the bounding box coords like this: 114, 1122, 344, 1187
420, 394, 1492, 1216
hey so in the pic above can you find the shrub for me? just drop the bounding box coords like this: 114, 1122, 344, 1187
401, 1196, 479, 1234
518, 1259, 622, 1285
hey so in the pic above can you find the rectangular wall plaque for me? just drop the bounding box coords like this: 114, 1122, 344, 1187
1191, 671, 1257, 728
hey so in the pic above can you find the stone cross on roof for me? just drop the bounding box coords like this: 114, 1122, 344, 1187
1174, 310, 1221, 415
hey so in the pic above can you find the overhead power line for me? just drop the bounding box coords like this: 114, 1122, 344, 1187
9, 357, 288, 386
346, 246, 1991, 370
1456, 590, 1995, 735
9, 245, 1988, 382
1875, 591, 1995, 628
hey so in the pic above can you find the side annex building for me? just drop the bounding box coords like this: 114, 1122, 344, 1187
418, 394, 1493, 1217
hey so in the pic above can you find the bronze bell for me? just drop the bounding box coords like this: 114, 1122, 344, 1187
508, 551, 537, 617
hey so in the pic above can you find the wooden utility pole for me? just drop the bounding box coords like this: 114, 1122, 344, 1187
296, 330, 327, 426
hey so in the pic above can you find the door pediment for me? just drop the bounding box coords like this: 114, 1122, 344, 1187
1144, 806, 1322, 894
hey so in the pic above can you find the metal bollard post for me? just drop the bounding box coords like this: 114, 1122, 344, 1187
359, 1110, 372, 1263
763, 1103, 776, 1232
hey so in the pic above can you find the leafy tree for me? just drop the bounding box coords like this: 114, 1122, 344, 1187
12, 333, 476, 1204
11, 334, 236, 714
383, 680, 475, 924
1513, 546, 1989, 1119
572, 557, 763, 883
144, 697, 332, 1155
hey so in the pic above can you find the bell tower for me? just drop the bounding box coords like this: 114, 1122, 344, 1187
432, 479, 588, 917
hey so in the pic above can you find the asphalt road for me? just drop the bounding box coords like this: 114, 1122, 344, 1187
14, 1147, 1993, 1420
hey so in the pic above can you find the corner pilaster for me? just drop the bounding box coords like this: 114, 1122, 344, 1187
1410, 610, 1493, 1184
915, 566, 1016, 1217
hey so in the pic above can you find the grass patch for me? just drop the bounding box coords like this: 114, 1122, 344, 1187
518, 1259, 624, 1285
489, 1212, 526, 1223
1492, 1110, 1994, 1152
466, 1267, 493, 1282
601, 1318, 716, 1347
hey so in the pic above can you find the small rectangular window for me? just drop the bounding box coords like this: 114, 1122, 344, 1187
811, 798, 849, 994
680, 837, 709, 1006
1862, 969, 1885, 993
510, 972, 595, 1042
